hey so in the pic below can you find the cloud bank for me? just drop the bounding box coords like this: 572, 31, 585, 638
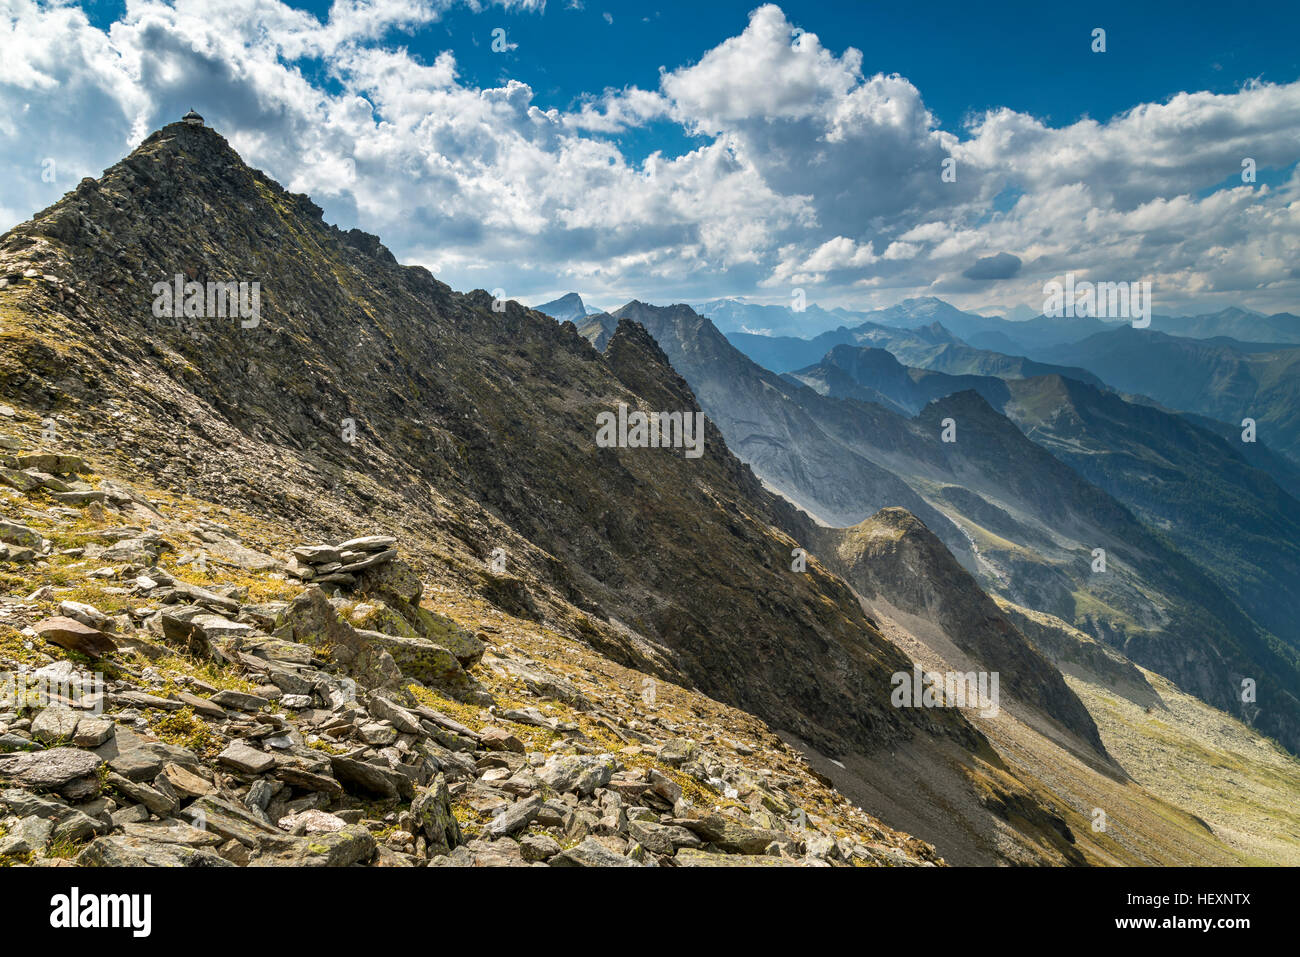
2, 1, 1298, 316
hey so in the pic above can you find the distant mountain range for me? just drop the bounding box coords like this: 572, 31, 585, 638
797, 345, 1300, 663
689, 295, 1300, 353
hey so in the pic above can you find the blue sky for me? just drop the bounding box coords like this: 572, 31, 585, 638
4, 0, 1300, 322
264, 0, 1300, 162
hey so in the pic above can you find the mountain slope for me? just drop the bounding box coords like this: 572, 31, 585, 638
809, 507, 1110, 764
533, 292, 589, 324
1032, 327, 1300, 465
611, 302, 1300, 756
611, 302, 974, 548
0, 120, 978, 765
804, 345, 1300, 661
1157, 307, 1300, 346
728, 319, 1107, 384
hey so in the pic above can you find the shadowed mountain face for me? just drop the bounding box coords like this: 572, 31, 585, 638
609, 303, 1300, 756
536, 293, 617, 351
788, 344, 1011, 414
0, 121, 988, 763
534, 291, 589, 323
611, 301, 974, 549
1029, 327, 1300, 467
808, 507, 1111, 763
728, 318, 1108, 384
805, 346, 1300, 659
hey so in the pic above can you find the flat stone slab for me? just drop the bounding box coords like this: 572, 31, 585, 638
218, 740, 275, 774
32, 616, 117, 658
337, 535, 397, 552
0, 746, 101, 790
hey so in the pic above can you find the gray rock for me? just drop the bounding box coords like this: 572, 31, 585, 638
112, 690, 183, 711
0, 746, 101, 791
293, 545, 342, 564
328, 755, 403, 799
366, 692, 422, 734
180, 795, 280, 848
484, 794, 543, 839
217, 740, 275, 774
627, 820, 703, 855
0, 814, 54, 857
210, 689, 268, 712
549, 836, 640, 867
249, 825, 376, 866
119, 821, 225, 848
411, 774, 461, 856
277, 809, 347, 834
105, 771, 179, 816
678, 813, 791, 854
31, 706, 80, 745
538, 753, 616, 796
674, 848, 803, 867
59, 600, 108, 628
0, 788, 107, 842
336, 548, 398, 574
111, 804, 151, 826
95, 726, 201, 781
0, 734, 40, 754
519, 832, 562, 862
77, 834, 233, 867
0, 520, 44, 549
337, 535, 396, 552
72, 716, 114, 747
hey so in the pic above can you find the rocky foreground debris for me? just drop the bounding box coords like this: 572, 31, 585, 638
0, 437, 941, 867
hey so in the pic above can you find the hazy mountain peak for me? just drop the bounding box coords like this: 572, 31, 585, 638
534, 291, 587, 322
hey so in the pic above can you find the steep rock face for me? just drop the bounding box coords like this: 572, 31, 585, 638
611, 301, 973, 551
994, 599, 1161, 710
0, 121, 979, 763
534, 292, 589, 324
811, 508, 1110, 760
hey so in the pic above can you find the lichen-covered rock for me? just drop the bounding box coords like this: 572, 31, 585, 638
411, 774, 461, 857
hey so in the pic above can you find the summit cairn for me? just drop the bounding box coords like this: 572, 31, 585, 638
286, 535, 398, 588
